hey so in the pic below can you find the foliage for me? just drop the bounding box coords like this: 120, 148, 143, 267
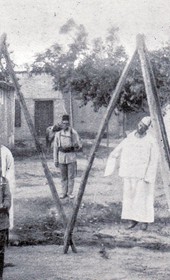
32, 19, 170, 113
149, 45, 170, 106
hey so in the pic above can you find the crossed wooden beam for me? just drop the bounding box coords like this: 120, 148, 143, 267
1, 33, 170, 255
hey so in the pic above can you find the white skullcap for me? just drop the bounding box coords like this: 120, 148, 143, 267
141, 116, 151, 127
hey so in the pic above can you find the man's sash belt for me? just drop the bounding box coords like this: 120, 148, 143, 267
58, 147, 75, 153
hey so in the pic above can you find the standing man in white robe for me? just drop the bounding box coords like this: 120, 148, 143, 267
104, 116, 159, 230
1, 145, 15, 230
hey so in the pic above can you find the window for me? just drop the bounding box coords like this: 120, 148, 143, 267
15, 99, 21, 127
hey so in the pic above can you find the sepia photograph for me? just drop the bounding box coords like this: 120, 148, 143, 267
0, 0, 170, 279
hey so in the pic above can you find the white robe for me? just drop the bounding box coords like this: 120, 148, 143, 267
1, 145, 15, 229
104, 131, 159, 223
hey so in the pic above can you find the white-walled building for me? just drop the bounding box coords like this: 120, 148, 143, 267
0, 81, 15, 148
14, 72, 123, 146
15, 72, 65, 146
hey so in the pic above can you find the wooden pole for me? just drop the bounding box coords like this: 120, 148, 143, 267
3, 40, 77, 253
63, 50, 137, 253
0, 33, 6, 58
69, 91, 73, 127
106, 122, 109, 148
122, 111, 127, 138
144, 43, 170, 164
137, 34, 170, 208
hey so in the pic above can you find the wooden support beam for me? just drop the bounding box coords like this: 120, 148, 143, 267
63, 50, 137, 254
144, 43, 170, 165
137, 34, 170, 209
3, 40, 77, 253
0, 33, 6, 57
69, 91, 74, 127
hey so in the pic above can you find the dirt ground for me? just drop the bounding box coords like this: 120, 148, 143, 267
4, 141, 170, 279
5, 245, 170, 280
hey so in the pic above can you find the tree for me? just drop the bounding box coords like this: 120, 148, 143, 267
150, 45, 170, 106
32, 21, 129, 112
32, 19, 88, 94
32, 19, 170, 115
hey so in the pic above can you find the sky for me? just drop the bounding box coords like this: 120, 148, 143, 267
1, 0, 170, 66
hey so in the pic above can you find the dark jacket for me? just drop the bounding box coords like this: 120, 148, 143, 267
0, 177, 11, 231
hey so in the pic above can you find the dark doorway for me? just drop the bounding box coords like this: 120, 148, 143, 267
35, 100, 53, 136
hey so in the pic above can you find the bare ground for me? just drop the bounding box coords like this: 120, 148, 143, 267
4, 141, 170, 279
5, 245, 170, 280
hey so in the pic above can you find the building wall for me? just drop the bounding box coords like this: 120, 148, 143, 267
15, 73, 65, 144
6, 90, 15, 147
0, 90, 7, 145
14, 73, 123, 144
17, 72, 62, 99
73, 100, 122, 137
0, 88, 15, 148
15, 98, 34, 141
62, 93, 123, 138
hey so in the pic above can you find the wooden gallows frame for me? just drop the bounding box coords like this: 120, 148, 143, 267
63, 34, 170, 253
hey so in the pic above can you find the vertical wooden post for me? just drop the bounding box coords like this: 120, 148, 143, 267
0, 33, 6, 58
3, 40, 77, 253
137, 34, 170, 208
106, 122, 109, 148
63, 50, 137, 253
122, 111, 127, 138
144, 44, 170, 164
69, 91, 73, 127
